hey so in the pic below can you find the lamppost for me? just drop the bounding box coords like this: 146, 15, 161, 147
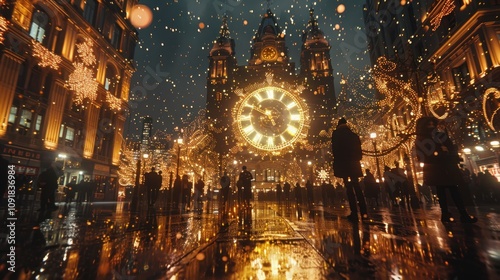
307, 161, 314, 185
176, 138, 183, 178
370, 133, 382, 182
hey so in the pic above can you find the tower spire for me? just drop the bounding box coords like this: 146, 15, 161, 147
219, 14, 230, 39
266, 0, 272, 10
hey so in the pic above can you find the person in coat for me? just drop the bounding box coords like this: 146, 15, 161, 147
331, 117, 368, 221
414, 116, 477, 223
238, 166, 253, 207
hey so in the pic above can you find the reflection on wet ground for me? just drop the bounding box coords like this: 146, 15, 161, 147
1, 198, 500, 279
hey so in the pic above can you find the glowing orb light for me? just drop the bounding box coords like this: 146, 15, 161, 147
130, 4, 153, 29
243, 20, 248, 25
335, 24, 340, 30
337, 4, 346, 14
199, 22, 205, 29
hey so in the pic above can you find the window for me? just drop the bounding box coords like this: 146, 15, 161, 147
35, 115, 43, 131
29, 10, 50, 44
66, 127, 75, 141
83, 0, 97, 25
8, 107, 17, 124
59, 124, 65, 138
110, 23, 122, 49
19, 109, 32, 128
104, 64, 118, 95
12, 0, 33, 30
452, 62, 470, 92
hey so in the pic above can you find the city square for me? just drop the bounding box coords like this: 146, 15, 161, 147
1, 0, 500, 279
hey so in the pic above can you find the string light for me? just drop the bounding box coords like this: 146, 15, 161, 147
67, 37, 98, 104
0, 16, 7, 44
482, 87, 500, 131
430, 0, 455, 31
106, 92, 122, 111
32, 40, 62, 70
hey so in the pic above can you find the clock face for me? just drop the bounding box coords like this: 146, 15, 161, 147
235, 86, 307, 151
261, 46, 278, 61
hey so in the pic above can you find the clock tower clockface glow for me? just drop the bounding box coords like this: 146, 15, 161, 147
235, 86, 307, 152
261, 46, 278, 61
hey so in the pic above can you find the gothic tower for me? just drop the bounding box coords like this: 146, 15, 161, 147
206, 16, 237, 154
300, 9, 337, 147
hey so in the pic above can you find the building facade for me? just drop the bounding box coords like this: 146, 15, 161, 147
0, 0, 138, 199
206, 9, 336, 187
364, 0, 500, 180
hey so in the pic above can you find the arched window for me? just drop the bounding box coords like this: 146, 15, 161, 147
29, 9, 51, 45
104, 63, 119, 96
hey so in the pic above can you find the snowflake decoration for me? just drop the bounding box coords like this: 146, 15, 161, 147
32, 40, 62, 70
316, 169, 329, 181
67, 62, 98, 104
75, 38, 96, 66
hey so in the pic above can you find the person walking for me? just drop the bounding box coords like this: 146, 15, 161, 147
306, 180, 314, 207
331, 117, 368, 222
238, 166, 253, 207
38, 161, 63, 212
194, 178, 204, 212
363, 169, 380, 206
276, 183, 282, 205
219, 171, 231, 213
283, 181, 291, 205
144, 167, 157, 206
414, 117, 477, 223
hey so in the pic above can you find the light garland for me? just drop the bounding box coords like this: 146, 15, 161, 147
67, 62, 98, 104
106, 92, 122, 111
430, 0, 455, 31
32, 40, 62, 70
482, 87, 500, 131
0, 16, 7, 45
67, 37, 98, 104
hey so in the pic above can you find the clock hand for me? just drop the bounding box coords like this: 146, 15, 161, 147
252, 106, 268, 115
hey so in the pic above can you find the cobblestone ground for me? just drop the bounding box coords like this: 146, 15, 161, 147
1, 194, 500, 279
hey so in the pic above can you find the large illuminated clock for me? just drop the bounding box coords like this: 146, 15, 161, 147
261, 46, 278, 61
234, 86, 307, 152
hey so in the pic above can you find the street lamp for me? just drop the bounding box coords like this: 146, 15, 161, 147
176, 138, 183, 178
370, 132, 382, 182
307, 161, 313, 184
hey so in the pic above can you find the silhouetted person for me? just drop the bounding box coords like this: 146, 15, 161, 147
181, 174, 191, 212
331, 117, 368, 221
415, 117, 477, 223
294, 182, 303, 205
306, 180, 314, 207
38, 162, 63, 212
283, 181, 291, 205
172, 175, 181, 211
64, 178, 77, 204
363, 169, 380, 206
391, 161, 410, 206
276, 183, 282, 204
145, 167, 161, 206
238, 166, 253, 207
219, 171, 230, 213
194, 178, 204, 211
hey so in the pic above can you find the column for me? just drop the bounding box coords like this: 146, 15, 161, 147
0, 50, 23, 137
43, 80, 68, 149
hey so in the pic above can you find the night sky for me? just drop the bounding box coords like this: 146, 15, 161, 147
126, 0, 370, 139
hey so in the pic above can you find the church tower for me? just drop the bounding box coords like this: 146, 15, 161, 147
206, 16, 237, 154
300, 9, 337, 147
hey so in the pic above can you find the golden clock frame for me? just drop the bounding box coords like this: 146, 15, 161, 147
261, 46, 279, 61
232, 81, 310, 155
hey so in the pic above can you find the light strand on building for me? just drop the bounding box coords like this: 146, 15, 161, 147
430, 0, 455, 31
31, 40, 62, 70
67, 37, 98, 104
0, 16, 8, 44
106, 92, 122, 111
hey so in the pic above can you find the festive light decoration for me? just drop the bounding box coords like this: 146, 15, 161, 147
67, 38, 98, 104
0, 16, 7, 45
430, 0, 455, 31
32, 40, 62, 70
482, 87, 500, 131
106, 92, 122, 111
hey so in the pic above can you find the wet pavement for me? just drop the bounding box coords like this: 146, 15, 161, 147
1, 196, 500, 279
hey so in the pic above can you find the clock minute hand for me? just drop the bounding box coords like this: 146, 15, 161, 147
252, 106, 268, 115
